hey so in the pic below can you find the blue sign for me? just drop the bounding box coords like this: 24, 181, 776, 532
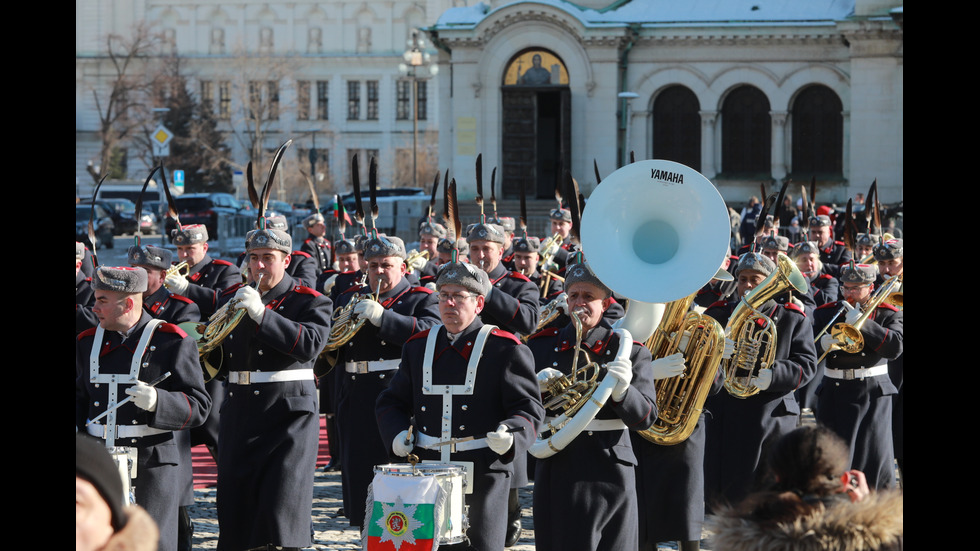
173, 170, 185, 186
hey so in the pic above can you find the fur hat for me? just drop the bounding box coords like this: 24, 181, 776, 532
92, 266, 148, 293
363, 235, 407, 260
761, 235, 789, 252
735, 252, 776, 277
261, 215, 289, 231
334, 237, 356, 256
564, 261, 612, 298
419, 220, 448, 239
550, 208, 571, 222
171, 224, 208, 246
810, 214, 832, 228
873, 238, 903, 261
489, 216, 516, 232
245, 228, 292, 254
790, 241, 819, 258
435, 261, 492, 296
466, 222, 508, 245
127, 245, 172, 271
438, 237, 468, 257
512, 236, 540, 253
840, 263, 877, 285
303, 212, 325, 228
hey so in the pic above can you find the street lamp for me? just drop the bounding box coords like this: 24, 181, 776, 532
399, 29, 438, 188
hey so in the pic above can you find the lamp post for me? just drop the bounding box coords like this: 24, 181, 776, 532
399, 29, 438, 188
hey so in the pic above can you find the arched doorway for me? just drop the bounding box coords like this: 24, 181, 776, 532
500, 49, 571, 199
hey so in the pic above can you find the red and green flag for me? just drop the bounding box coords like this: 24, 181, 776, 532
365, 471, 444, 550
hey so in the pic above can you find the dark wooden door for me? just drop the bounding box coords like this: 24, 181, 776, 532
501, 86, 571, 199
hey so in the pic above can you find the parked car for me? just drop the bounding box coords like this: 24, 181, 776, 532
79, 198, 140, 236
163, 192, 249, 238
76, 204, 115, 250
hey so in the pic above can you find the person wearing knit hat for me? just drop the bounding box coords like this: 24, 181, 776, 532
330, 233, 441, 529
466, 221, 540, 338
511, 235, 565, 303
813, 260, 903, 490
810, 213, 852, 274
209, 223, 334, 551
128, 244, 201, 326
166, 224, 241, 319
790, 241, 839, 308
524, 258, 659, 551
76, 434, 160, 551
701, 251, 818, 509
76, 265, 211, 551
376, 255, 544, 551
300, 211, 333, 274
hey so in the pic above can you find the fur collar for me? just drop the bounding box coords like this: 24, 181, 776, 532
707, 491, 903, 551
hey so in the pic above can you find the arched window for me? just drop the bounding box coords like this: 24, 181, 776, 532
652, 85, 701, 171
721, 85, 771, 177
791, 85, 843, 178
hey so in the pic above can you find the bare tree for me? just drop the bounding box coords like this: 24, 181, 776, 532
84, 22, 166, 184
390, 130, 440, 189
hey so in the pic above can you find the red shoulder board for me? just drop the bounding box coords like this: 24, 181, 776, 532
213, 258, 234, 266
78, 327, 98, 340
293, 285, 322, 297
877, 303, 899, 312
526, 327, 560, 341
818, 273, 834, 281
783, 302, 806, 316
341, 284, 366, 295
406, 328, 432, 344
221, 283, 245, 297
706, 300, 729, 310
158, 323, 188, 338
489, 327, 522, 344
833, 240, 846, 246
292, 250, 312, 259
410, 286, 434, 294
815, 302, 840, 311
507, 271, 531, 282
171, 294, 194, 304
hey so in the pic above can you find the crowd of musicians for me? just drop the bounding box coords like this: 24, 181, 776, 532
76, 177, 903, 551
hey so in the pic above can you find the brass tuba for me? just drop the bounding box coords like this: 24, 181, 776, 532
721, 253, 808, 398
637, 291, 725, 445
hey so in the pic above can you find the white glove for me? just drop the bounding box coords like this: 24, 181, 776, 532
125, 381, 158, 412
234, 285, 266, 322
537, 367, 563, 393
723, 338, 736, 360
392, 429, 415, 457
650, 352, 686, 380
165, 273, 189, 295
353, 299, 384, 327
819, 333, 837, 352
750, 369, 773, 391
790, 296, 804, 309
843, 301, 861, 325
321, 274, 338, 294
605, 358, 633, 402
486, 424, 514, 455
552, 293, 569, 315
424, 282, 437, 291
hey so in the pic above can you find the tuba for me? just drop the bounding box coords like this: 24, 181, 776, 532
530, 160, 732, 454
721, 253, 808, 398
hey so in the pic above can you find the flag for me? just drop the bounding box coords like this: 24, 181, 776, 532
364, 470, 447, 551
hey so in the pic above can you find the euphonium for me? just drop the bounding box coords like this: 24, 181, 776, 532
817, 272, 902, 362
721, 253, 808, 398
322, 277, 383, 352
638, 292, 725, 445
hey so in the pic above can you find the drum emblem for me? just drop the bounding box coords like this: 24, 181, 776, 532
386, 511, 408, 536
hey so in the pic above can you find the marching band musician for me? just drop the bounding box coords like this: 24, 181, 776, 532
544, 207, 579, 271
811, 214, 852, 276
316, 235, 360, 299
702, 252, 818, 509
416, 219, 448, 283
814, 262, 903, 490
76, 266, 211, 551
436, 236, 468, 267
874, 238, 904, 483
299, 211, 333, 274
375, 260, 544, 551
212, 225, 333, 551
164, 224, 240, 318
511, 235, 564, 304
759, 235, 817, 316
466, 219, 541, 542
128, 243, 202, 551
525, 261, 658, 551
236, 215, 319, 287
331, 235, 441, 529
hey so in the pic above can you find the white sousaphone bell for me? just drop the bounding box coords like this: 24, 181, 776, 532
529, 159, 731, 459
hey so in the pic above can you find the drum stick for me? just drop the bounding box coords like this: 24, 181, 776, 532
86, 372, 172, 426
431, 426, 524, 448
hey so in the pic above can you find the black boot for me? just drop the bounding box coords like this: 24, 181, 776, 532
680, 540, 701, 551
504, 488, 522, 547
177, 505, 193, 551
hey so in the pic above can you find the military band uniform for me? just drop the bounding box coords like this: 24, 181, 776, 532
375, 318, 544, 551
76, 312, 211, 551
526, 321, 658, 551
76, 268, 99, 335
176, 255, 241, 318
286, 249, 318, 286
142, 285, 200, 325
213, 274, 333, 551
480, 262, 540, 337
332, 277, 440, 527
703, 299, 817, 508
814, 300, 903, 489
300, 235, 332, 274
819, 240, 852, 276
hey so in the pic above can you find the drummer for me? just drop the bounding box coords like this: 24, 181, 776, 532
375, 258, 544, 551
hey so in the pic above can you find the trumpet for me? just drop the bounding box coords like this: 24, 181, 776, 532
163, 261, 190, 289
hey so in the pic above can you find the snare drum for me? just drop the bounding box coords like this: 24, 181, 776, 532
367, 463, 468, 546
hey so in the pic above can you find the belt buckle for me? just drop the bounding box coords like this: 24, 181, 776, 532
356, 362, 369, 374
843, 369, 855, 381
238, 371, 251, 385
